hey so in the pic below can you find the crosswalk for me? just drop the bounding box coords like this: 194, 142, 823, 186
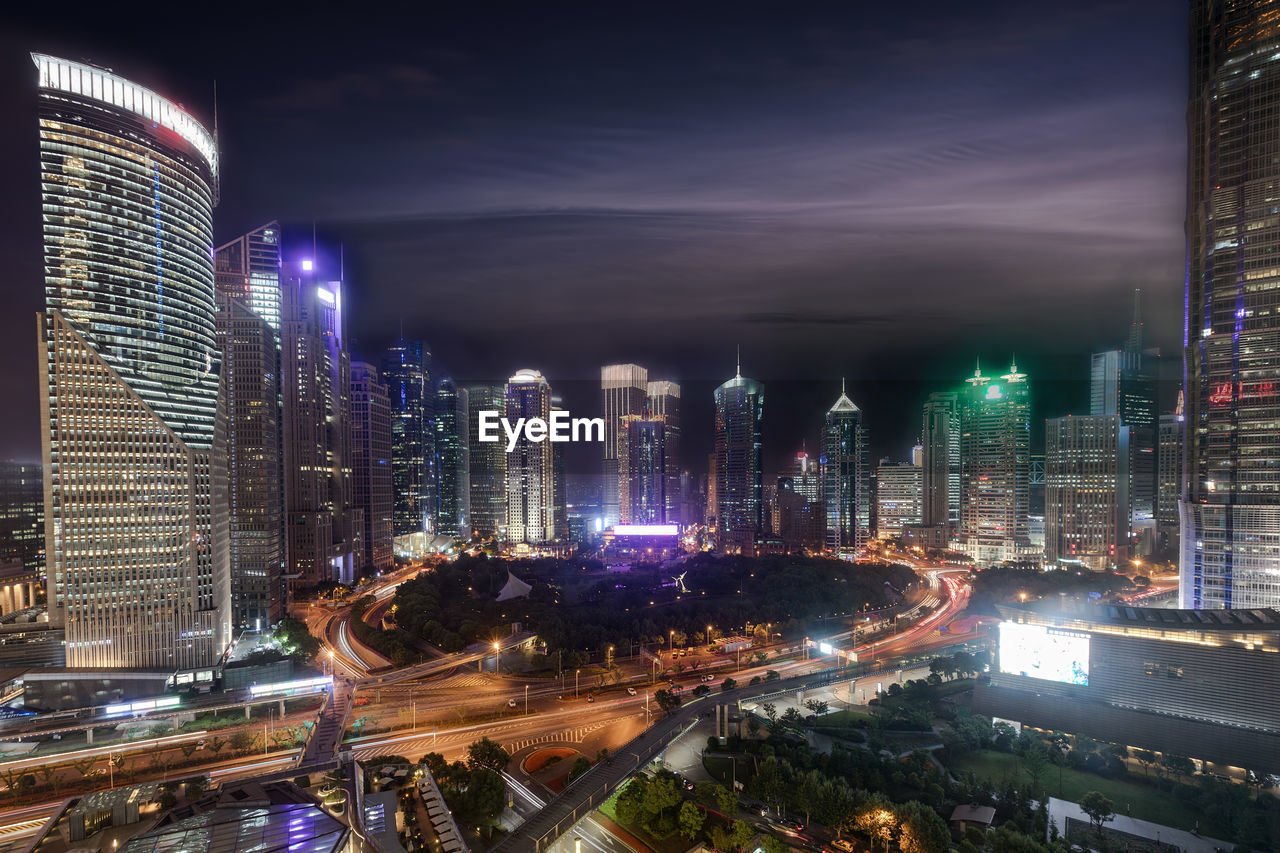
502, 719, 616, 754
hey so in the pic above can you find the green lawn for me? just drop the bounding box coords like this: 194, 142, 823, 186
949, 750, 1192, 831
815, 709, 874, 727
703, 755, 753, 788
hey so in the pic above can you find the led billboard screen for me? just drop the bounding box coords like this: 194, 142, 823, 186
998, 622, 1089, 686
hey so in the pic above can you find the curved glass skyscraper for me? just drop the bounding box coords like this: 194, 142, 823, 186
34, 54, 229, 670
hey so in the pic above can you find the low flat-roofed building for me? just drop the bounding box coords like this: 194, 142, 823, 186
975, 602, 1280, 771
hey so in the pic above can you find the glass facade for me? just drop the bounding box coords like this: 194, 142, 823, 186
505, 370, 554, 544
1181, 0, 1280, 608
34, 54, 229, 669
435, 378, 469, 538
715, 370, 764, 554
381, 339, 433, 537
822, 385, 868, 553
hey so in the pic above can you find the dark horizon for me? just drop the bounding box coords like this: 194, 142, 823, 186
0, 1, 1190, 477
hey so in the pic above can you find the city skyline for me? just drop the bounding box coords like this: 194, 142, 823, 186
0, 2, 1189, 472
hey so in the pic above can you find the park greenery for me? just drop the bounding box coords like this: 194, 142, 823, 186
387, 552, 915, 661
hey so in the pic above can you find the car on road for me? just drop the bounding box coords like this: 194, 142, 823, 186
626, 687, 637, 696
700, 674, 714, 682
781, 818, 804, 832
586, 694, 595, 703
508, 698, 517, 708
831, 839, 855, 852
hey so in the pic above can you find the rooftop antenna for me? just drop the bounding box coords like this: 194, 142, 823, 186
340, 243, 344, 281
736, 346, 741, 378
841, 376, 847, 396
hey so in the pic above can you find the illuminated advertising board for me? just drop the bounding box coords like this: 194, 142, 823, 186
998, 622, 1089, 686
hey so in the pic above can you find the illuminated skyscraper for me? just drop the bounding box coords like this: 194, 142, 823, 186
601, 364, 648, 528
876, 460, 923, 538
823, 381, 869, 553
435, 378, 469, 539
956, 362, 1033, 565
921, 391, 960, 532
505, 370, 555, 544
33, 54, 229, 669
382, 340, 433, 539
1182, 1, 1280, 608
351, 362, 393, 572
619, 417, 667, 524
1045, 415, 1129, 571
467, 385, 506, 539
646, 381, 681, 526
1157, 399, 1184, 552
215, 223, 283, 631
714, 363, 764, 554
281, 259, 355, 586
0, 461, 43, 575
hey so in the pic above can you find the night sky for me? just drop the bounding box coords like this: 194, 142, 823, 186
0, 2, 1189, 477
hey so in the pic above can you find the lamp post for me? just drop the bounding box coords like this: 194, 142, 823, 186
493, 641, 501, 673
525, 684, 529, 716
575, 669, 580, 699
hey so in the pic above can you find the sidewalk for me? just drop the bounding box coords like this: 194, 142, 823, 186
1047, 797, 1230, 853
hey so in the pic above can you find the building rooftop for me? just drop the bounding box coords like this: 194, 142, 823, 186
1000, 602, 1280, 633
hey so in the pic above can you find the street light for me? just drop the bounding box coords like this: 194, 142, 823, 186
575, 669, 580, 699
493, 640, 501, 673
525, 684, 529, 716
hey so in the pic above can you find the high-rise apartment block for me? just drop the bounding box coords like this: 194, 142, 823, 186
0, 461, 44, 576
1045, 415, 1129, 570
34, 54, 229, 669
646, 380, 682, 525
876, 460, 923, 538
922, 391, 960, 533
619, 417, 667, 524
601, 365, 648, 529
956, 362, 1033, 565
467, 385, 507, 540
1181, 0, 1280, 608
1158, 402, 1184, 552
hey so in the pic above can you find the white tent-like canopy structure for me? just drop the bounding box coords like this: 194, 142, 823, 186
495, 571, 532, 601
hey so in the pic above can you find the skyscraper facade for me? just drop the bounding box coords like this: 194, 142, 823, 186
619, 417, 667, 524
435, 378, 469, 539
957, 362, 1033, 566
381, 340, 433, 539
351, 363, 393, 573
33, 54, 229, 669
0, 462, 44, 576
922, 391, 961, 532
505, 370, 555, 544
1090, 291, 1158, 553
714, 367, 765, 554
214, 223, 284, 632
601, 364, 649, 528
1182, 1, 1280, 608
1158, 402, 1184, 552
646, 381, 682, 526
467, 385, 507, 540
876, 460, 923, 538
823, 383, 869, 553
1044, 415, 1129, 571
281, 259, 355, 586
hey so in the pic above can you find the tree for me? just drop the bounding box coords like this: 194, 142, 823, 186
457, 767, 506, 826
616, 778, 649, 825
654, 689, 682, 713
803, 698, 829, 716
568, 756, 592, 782
272, 618, 321, 662
714, 784, 738, 817
1133, 749, 1157, 777
761, 702, 778, 727
1078, 791, 1115, 836
730, 819, 755, 851
765, 669, 780, 681
754, 756, 789, 813
896, 801, 950, 853
642, 775, 680, 822
229, 730, 255, 753
855, 793, 899, 852
721, 678, 737, 692
466, 737, 511, 772
679, 800, 705, 839
759, 836, 789, 853
1021, 744, 1050, 796
693, 685, 711, 698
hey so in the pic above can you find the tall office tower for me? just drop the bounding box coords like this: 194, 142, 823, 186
822, 382, 869, 553
214, 223, 284, 632
435, 378, 469, 539
1045, 415, 1129, 571
956, 362, 1033, 566
214, 294, 282, 630
351, 363, 393, 573
553, 435, 569, 541
705, 452, 718, 531
619, 417, 667, 524
466, 385, 507, 539
921, 392, 961, 532
382, 339, 433, 539
1157, 398, 1184, 552
281, 259, 355, 586
1090, 290, 1159, 552
601, 364, 649, 528
33, 54, 229, 669
876, 460, 923, 538
646, 381, 682, 527
505, 370, 555, 544
0, 462, 44, 573
789, 449, 823, 504
1182, 1, 1280, 608
713, 363, 764, 555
